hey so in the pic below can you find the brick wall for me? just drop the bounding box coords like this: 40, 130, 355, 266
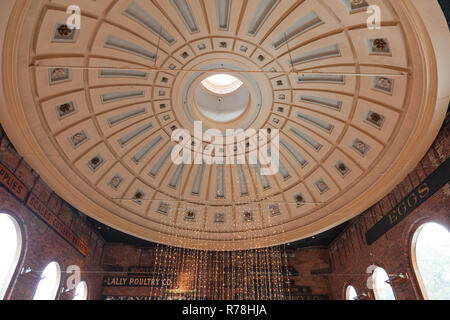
327, 117, 450, 300
1, 111, 448, 300
101, 244, 172, 299
286, 247, 332, 298
98, 243, 332, 300
0, 126, 105, 300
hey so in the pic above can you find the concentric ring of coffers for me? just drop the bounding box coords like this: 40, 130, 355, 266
0, 0, 446, 250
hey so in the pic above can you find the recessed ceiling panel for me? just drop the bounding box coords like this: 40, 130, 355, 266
0, 0, 447, 250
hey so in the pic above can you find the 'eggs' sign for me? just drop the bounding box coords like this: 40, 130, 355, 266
366, 158, 450, 245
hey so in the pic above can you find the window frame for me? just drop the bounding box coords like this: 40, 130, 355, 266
410, 220, 450, 300
371, 266, 396, 300
345, 284, 358, 300
0, 212, 24, 300
32, 261, 62, 300
73, 280, 88, 300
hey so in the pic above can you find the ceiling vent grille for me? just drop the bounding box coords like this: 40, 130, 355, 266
269, 148, 291, 180
299, 95, 342, 111
118, 123, 153, 147
101, 90, 145, 104
297, 74, 345, 84
236, 164, 249, 196
278, 160, 291, 180
169, 163, 186, 189
280, 139, 307, 167
296, 112, 334, 133
132, 136, 163, 164
289, 44, 340, 66
105, 35, 157, 61
289, 127, 322, 151
149, 147, 173, 177
123, 2, 176, 45
247, 0, 279, 36
216, 0, 231, 30
255, 162, 271, 190
171, 0, 199, 33
191, 163, 205, 195
99, 69, 148, 79
107, 108, 147, 127
272, 11, 323, 49
216, 164, 226, 198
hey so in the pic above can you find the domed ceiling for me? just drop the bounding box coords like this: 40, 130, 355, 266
0, 0, 447, 250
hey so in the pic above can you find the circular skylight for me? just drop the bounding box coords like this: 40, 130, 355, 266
195, 81, 250, 123
201, 74, 243, 95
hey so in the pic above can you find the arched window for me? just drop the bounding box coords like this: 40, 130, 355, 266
345, 285, 358, 300
411, 222, 450, 300
0, 213, 22, 299
73, 281, 88, 300
33, 262, 61, 300
372, 267, 396, 300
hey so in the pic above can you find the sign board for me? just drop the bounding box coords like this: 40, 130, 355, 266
0, 161, 87, 257
26, 193, 88, 256
0, 162, 28, 201
102, 276, 174, 287
289, 286, 312, 294
366, 158, 450, 245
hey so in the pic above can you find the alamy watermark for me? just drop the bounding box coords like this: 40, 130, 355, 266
366, 5, 381, 30
66, 5, 81, 30
63, 4, 380, 30
62, 3, 382, 178
171, 121, 280, 176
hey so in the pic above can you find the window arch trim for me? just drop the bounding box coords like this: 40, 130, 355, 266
371, 266, 396, 300
409, 220, 450, 300
73, 280, 88, 300
0, 211, 25, 300
344, 284, 358, 300
33, 261, 62, 300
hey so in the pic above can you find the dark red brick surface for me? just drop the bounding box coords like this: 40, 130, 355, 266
0, 127, 105, 300
327, 122, 450, 300
0, 118, 448, 300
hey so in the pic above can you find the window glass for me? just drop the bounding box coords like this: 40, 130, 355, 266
33, 262, 61, 300
413, 222, 450, 299
345, 285, 358, 300
73, 281, 87, 300
201, 74, 243, 94
372, 267, 395, 300
0, 214, 22, 299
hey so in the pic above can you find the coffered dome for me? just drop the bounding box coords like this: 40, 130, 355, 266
0, 0, 447, 250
